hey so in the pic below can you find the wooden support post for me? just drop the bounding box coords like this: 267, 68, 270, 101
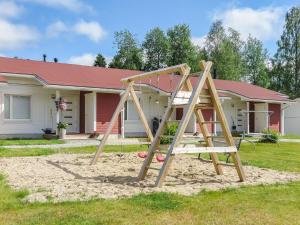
129, 86, 154, 142
155, 62, 213, 187
194, 109, 223, 175
138, 70, 191, 181
203, 62, 245, 181
91, 83, 133, 165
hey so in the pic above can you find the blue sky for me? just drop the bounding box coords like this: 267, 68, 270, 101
0, 0, 298, 65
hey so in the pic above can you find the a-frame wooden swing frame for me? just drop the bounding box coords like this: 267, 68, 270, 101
91, 60, 246, 187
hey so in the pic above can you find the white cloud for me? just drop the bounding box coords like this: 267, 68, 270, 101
0, 19, 39, 50
214, 7, 285, 40
0, 1, 24, 18
18, 0, 92, 12
192, 36, 206, 48
46, 21, 68, 37
73, 20, 106, 42
46, 20, 106, 43
67, 53, 96, 66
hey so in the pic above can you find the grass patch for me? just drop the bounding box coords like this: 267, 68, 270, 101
1, 143, 300, 224
281, 134, 300, 139
0, 176, 300, 224
0, 139, 64, 146
201, 142, 300, 172
128, 192, 183, 211
0, 145, 148, 157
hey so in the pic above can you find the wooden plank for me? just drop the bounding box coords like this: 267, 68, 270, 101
173, 146, 237, 154
91, 83, 132, 165
121, 64, 189, 83
129, 86, 154, 142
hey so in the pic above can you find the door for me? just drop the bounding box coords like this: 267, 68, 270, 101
85, 93, 95, 133
61, 95, 79, 133
255, 103, 267, 133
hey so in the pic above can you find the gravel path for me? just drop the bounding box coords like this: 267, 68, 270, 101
0, 153, 299, 203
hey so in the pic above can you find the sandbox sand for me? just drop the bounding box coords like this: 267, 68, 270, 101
0, 153, 299, 203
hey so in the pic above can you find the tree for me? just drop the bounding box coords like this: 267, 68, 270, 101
109, 30, 143, 70
205, 21, 244, 80
94, 54, 106, 67
271, 7, 300, 98
142, 28, 168, 71
167, 24, 196, 70
243, 36, 269, 87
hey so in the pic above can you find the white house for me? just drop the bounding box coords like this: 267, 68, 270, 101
285, 98, 300, 135
0, 57, 291, 139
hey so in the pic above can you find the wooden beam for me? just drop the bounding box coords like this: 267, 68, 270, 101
173, 146, 237, 154
91, 83, 133, 165
129, 86, 154, 142
121, 64, 190, 83
155, 62, 213, 187
203, 61, 246, 181
138, 69, 191, 181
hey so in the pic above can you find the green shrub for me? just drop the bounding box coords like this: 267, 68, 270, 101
259, 129, 279, 143
160, 122, 178, 144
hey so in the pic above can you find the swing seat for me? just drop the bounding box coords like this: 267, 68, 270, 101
138, 152, 148, 158
156, 155, 165, 162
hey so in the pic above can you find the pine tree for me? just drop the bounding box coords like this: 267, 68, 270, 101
94, 54, 106, 67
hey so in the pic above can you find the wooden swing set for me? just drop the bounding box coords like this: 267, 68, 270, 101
91, 60, 246, 187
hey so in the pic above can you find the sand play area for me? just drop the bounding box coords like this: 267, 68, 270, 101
0, 153, 300, 203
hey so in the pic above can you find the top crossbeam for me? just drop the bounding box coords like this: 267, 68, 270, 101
120, 63, 190, 83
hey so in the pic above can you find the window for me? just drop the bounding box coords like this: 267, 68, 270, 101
4, 95, 31, 120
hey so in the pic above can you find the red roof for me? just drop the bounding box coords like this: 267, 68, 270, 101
0, 57, 289, 102
0, 75, 6, 83
0, 57, 140, 89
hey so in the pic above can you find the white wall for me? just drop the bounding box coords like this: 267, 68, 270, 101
216, 98, 247, 133
285, 99, 300, 135
0, 78, 80, 137
124, 91, 168, 136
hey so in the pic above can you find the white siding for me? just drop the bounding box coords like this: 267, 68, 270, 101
216, 99, 247, 133
285, 99, 300, 135
0, 79, 80, 136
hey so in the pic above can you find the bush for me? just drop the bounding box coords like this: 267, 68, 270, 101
259, 129, 279, 143
160, 122, 178, 144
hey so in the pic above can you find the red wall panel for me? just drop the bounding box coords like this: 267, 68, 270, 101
196, 109, 214, 133
269, 103, 281, 132
96, 93, 121, 134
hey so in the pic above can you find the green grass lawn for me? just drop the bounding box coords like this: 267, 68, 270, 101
201, 142, 300, 173
0, 139, 64, 146
0, 145, 148, 157
1, 142, 300, 224
281, 134, 300, 139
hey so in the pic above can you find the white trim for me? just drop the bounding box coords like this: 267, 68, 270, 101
93, 92, 97, 132
0, 72, 48, 85
45, 85, 122, 93
246, 102, 250, 134
280, 103, 285, 135
217, 90, 291, 103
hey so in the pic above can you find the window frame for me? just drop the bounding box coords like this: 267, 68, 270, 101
3, 94, 32, 121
